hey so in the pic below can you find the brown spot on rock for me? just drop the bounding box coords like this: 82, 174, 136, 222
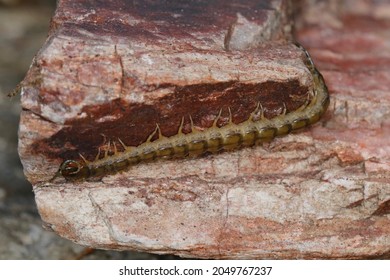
372, 200, 390, 216
31, 79, 308, 162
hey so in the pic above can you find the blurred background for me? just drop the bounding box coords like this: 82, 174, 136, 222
0, 0, 175, 259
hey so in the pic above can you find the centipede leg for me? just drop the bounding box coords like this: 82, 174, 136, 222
146, 125, 159, 142
259, 103, 266, 119
104, 141, 111, 158
113, 141, 118, 155
250, 102, 260, 121
156, 123, 164, 139
118, 138, 127, 150
282, 103, 287, 115
228, 107, 233, 124
94, 147, 101, 161
177, 117, 185, 135
79, 153, 90, 164
213, 108, 223, 127
189, 115, 195, 132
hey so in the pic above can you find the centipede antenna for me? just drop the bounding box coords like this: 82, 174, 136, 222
294, 42, 315, 69
118, 138, 127, 150
304, 50, 315, 69
178, 117, 185, 135
79, 153, 90, 164
228, 107, 233, 124
213, 108, 223, 127
7, 83, 22, 98
47, 170, 62, 184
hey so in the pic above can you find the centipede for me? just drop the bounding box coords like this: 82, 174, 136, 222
51, 44, 329, 182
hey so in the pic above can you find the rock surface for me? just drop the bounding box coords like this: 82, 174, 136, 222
18, 0, 390, 259
1, 0, 172, 260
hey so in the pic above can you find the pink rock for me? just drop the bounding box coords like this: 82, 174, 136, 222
18, 0, 389, 259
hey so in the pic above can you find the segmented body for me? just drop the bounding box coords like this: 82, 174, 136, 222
56, 45, 330, 181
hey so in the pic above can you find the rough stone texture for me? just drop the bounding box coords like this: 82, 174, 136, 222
0, 0, 176, 260
293, 0, 390, 258
18, 0, 390, 259
0, 1, 84, 260
20, 0, 308, 179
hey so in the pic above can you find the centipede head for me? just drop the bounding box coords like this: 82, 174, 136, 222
58, 160, 89, 181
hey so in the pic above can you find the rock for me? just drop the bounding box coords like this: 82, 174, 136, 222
18, 0, 389, 259
0, 2, 165, 260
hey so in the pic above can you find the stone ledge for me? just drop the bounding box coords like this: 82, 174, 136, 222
18, 0, 390, 259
